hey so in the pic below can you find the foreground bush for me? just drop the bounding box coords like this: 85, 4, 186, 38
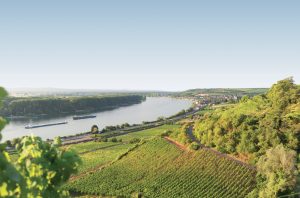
0, 87, 81, 198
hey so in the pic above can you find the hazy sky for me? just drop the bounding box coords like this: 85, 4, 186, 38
0, 1, 299, 91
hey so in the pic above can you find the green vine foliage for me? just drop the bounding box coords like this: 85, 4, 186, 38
0, 87, 81, 198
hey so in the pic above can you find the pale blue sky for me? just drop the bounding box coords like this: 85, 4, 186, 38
0, 0, 299, 91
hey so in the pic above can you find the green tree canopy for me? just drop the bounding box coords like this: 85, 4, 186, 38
256, 145, 297, 198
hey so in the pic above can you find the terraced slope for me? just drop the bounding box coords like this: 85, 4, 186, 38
66, 138, 256, 198
64, 141, 134, 175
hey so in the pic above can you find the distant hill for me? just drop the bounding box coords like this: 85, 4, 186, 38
0, 95, 145, 117
174, 88, 268, 97
8, 88, 171, 97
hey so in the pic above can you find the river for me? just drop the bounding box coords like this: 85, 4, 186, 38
1, 97, 192, 141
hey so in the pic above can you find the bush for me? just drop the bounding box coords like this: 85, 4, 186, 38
0, 136, 81, 197
91, 125, 99, 133
111, 137, 118, 142
161, 130, 173, 137
121, 123, 130, 128
98, 137, 108, 142
129, 138, 141, 144
157, 116, 166, 121
190, 142, 200, 150
118, 139, 123, 142
53, 136, 62, 146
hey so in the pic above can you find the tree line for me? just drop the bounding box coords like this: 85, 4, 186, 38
0, 95, 145, 117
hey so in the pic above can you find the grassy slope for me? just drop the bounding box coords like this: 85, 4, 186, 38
66, 138, 256, 198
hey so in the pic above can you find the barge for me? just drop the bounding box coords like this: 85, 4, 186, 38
25, 121, 68, 129
73, 115, 97, 120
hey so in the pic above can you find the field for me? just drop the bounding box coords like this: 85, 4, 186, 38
66, 138, 256, 197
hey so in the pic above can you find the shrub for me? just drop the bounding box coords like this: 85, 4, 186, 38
157, 116, 166, 121
111, 137, 118, 142
98, 137, 108, 142
129, 138, 141, 144
53, 136, 62, 146
161, 130, 173, 137
190, 142, 200, 150
91, 125, 99, 133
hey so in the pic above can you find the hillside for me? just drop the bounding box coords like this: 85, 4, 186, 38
65, 138, 256, 198
194, 78, 299, 161
174, 88, 268, 97
193, 78, 300, 196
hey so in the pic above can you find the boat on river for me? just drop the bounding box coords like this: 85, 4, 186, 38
73, 115, 97, 120
25, 121, 68, 129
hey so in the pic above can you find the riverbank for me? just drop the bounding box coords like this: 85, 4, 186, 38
60, 105, 203, 145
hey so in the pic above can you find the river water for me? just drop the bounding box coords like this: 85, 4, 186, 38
1, 97, 192, 141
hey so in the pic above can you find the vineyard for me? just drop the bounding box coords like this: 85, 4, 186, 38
66, 138, 256, 197
65, 125, 178, 174
64, 141, 120, 154
107, 124, 181, 142
76, 143, 134, 174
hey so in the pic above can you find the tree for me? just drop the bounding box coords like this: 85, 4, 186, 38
189, 142, 200, 150
157, 116, 166, 121
267, 77, 299, 110
256, 145, 297, 198
53, 136, 62, 146
121, 123, 130, 128
237, 130, 257, 154
240, 95, 249, 103
91, 125, 99, 133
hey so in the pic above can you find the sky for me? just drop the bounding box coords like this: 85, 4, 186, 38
0, 1, 299, 91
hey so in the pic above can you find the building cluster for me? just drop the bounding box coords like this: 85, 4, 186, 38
193, 94, 239, 106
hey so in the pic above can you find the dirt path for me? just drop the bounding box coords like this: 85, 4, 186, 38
164, 137, 187, 151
